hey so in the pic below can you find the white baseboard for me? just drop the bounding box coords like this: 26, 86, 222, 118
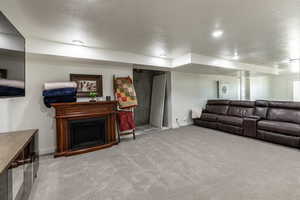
39, 147, 55, 156
172, 121, 193, 129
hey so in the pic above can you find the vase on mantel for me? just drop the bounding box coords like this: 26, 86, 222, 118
89, 92, 97, 102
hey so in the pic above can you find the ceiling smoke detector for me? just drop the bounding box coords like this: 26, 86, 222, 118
72, 40, 84, 46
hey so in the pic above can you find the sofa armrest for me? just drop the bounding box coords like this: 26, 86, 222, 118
243, 117, 260, 138
246, 115, 261, 120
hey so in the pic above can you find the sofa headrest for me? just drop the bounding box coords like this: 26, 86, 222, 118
207, 99, 230, 105
255, 100, 269, 107
269, 101, 300, 110
230, 100, 255, 107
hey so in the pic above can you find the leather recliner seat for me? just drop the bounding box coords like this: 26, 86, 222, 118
194, 100, 255, 135
257, 101, 300, 147
217, 100, 255, 135
194, 100, 230, 129
194, 99, 300, 148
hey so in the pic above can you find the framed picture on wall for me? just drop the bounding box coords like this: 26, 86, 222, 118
70, 74, 103, 97
217, 81, 230, 99
0, 69, 7, 79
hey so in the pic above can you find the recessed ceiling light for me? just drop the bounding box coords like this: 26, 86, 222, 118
72, 40, 84, 46
232, 52, 239, 60
212, 30, 224, 38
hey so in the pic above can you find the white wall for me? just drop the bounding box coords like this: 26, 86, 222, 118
0, 99, 10, 132
269, 74, 300, 101
172, 72, 240, 127
0, 55, 133, 154
250, 76, 271, 100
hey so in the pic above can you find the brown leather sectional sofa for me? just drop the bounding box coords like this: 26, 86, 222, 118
194, 99, 300, 148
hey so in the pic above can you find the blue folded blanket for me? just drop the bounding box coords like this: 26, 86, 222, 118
43, 88, 77, 97
0, 86, 25, 96
44, 96, 77, 108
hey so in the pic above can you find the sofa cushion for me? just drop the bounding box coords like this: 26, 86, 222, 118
258, 120, 300, 137
267, 108, 300, 124
207, 100, 231, 105
257, 130, 300, 148
218, 123, 243, 135
217, 115, 243, 127
206, 105, 229, 115
254, 100, 269, 119
269, 101, 300, 110
228, 106, 254, 117
194, 120, 217, 129
230, 100, 255, 107
255, 107, 268, 119
255, 100, 269, 107
227, 101, 255, 117
200, 113, 218, 122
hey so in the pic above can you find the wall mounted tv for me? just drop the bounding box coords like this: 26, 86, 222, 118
0, 11, 25, 98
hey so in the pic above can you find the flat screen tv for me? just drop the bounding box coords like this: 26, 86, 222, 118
0, 11, 25, 97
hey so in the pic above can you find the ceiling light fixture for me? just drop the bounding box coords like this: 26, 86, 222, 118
212, 30, 224, 38
232, 52, 239, 60
72, 40, 84, 46
289, 58, 300, 62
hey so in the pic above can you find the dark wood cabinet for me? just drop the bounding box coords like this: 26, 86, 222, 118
0, 129, 39, 200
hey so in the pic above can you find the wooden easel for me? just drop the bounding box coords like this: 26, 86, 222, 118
113, 75, 136, 143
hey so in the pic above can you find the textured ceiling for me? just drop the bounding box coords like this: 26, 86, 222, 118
4, 0, 300, 68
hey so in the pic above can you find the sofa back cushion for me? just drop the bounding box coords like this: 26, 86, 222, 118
254, 100, 269, 119
206, 100, 230, 115
228, 101, 255, 117
267, 101, 300, 124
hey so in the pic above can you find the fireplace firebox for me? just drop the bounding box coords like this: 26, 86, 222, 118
69, 118, 107, 151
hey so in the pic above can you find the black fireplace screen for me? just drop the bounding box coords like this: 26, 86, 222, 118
69, 117, 107, 150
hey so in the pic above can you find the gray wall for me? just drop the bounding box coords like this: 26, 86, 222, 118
0, 53, 25, 81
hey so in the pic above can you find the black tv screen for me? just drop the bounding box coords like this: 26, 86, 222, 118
0, 11, 25, 97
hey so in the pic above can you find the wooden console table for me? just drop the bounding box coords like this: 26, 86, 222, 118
52, 101, 118, 157
0, 129, 39, 200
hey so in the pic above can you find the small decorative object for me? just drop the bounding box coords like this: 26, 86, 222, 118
70, 74, 103, 97
106, 96, 111, 101
89, 92, 97, 102
0, 69, 7, 79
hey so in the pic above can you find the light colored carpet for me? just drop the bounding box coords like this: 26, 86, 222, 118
29, 126, 300, 200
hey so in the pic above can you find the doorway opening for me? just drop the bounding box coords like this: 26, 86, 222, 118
133, 68, 171, 133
